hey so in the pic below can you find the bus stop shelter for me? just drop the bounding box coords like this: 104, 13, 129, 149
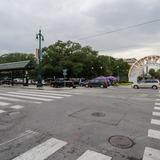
0, 60, 34, 86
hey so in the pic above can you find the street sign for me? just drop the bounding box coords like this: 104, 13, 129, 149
63, 69, 67, 76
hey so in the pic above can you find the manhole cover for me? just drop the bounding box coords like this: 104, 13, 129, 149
91, 112, 106, 117
108, 135, 135, 149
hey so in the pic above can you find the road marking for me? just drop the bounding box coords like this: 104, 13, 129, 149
17, 91, 72, 97
148, 129, 160, 140
143, 147, 160, 160
13, 137, 67, 160
0, 96, 24, 102
0, 96, 41, 104
10, 105, 24, 109
8, 92, 63, 99
155, 102, 160, 106
26, 89, 81, 95
151, 119, 160, 126
0, 130, 39, 147
0, 93, 53, 102
0, 101, 10, 106
27, 89, 71, 94
156, 99, 160, 101
0, 109, 6, 113
77, 150, 112, 160
152, 112, 160, 117
154, 106, 160, 110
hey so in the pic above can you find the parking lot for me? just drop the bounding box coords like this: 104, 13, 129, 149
0, 86, 158, 160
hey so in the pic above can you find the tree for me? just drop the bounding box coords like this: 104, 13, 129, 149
149, 68, 156, 78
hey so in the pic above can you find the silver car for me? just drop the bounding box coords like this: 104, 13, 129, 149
132, 79, 160, 89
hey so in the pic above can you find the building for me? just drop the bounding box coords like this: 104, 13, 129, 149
124, 58, 137, 66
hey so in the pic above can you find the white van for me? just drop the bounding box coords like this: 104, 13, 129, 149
132, 79, 160, 89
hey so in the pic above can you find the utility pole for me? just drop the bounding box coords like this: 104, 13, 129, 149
36, 29, 44, 87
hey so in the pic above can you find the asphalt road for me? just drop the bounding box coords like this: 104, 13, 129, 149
0, 86, 159, 160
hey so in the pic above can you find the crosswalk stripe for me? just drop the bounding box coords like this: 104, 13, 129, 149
156, 99, 160, 101
26, 89, 71, 94
154, 107, 160, 110
143, 147, 160, 160
0, 93, 53, 102
155, 102, 160, 106
151, 119, 160, 125
17, 91, 72, 97
0, 101, 10, 106
10, 105, 24, 109
0, 96, 41, 104
77, 150, 112, 160
8, 92, 63, 99
148, 129, 160, 140
0, 130, 39, 146
0, 109, 6, 113
12, 138, 67, 160
152, 112, 160, 117
0, 96, 24, 102
26, 89, 81, 95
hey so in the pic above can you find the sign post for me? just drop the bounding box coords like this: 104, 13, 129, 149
63, 69, 67, 87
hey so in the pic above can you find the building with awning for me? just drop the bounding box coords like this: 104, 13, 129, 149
0, 60, 34, 85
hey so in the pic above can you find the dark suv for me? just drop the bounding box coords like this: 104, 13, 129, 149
50, 80, 76, 88
85, 79, 108, 88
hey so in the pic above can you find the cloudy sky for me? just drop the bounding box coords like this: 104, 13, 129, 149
1, 0, 160, 59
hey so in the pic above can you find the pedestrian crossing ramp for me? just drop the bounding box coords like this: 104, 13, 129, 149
0, 130, 112, 160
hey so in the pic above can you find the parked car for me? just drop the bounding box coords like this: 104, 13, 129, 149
85, 79, 108, 88
132, 79, 160, 89
50, 80, 76, 88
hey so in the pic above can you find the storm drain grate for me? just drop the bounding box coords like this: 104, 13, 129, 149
91, 112, 106, 117
108, 135, 135, 149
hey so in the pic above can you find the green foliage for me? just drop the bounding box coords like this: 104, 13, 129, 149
0, 53, 35, 64
42, 40, 129, 80
149, 68, 156, 78
0, 41, 130, 80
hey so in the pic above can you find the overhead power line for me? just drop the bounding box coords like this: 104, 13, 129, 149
77, 18, 160, 40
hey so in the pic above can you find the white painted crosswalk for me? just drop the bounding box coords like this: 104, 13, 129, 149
10, 105, 24, 109
0, 109, 6, 113
17, 90, 72, 97
0, 89, 75, 104
155, 102, 160, 106
142, 92, 160, 160
148, 129, 160, 140
0, 93, 53, 102
0, 90, 113, 159
0, 89, 76, 118
143, 147, 160, 160
154, 106, 160, 110
0, 101, 10, 106
13, 137, 67, 160
152, 111, 160, 117
77, 150, 112, 160
10, 133, 112, 160
151, 119, 160, 126
8, 92, 63, 99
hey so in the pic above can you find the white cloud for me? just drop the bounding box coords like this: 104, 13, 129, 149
0, 0, 160, 59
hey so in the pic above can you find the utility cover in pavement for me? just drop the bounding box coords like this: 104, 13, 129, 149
91, 112, 106, 117
108, 135, 135, 149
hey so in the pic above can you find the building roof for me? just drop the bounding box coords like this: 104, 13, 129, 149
0, 60, 33, 71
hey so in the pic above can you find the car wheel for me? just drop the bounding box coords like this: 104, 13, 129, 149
100, 84, 104, 88
85, 84, 89, 88
152, 85, 158, 89
134, 85, 139, 89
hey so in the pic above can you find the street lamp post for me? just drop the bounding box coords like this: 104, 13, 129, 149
117, 66, 120, 81
36, 29, 44, 87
